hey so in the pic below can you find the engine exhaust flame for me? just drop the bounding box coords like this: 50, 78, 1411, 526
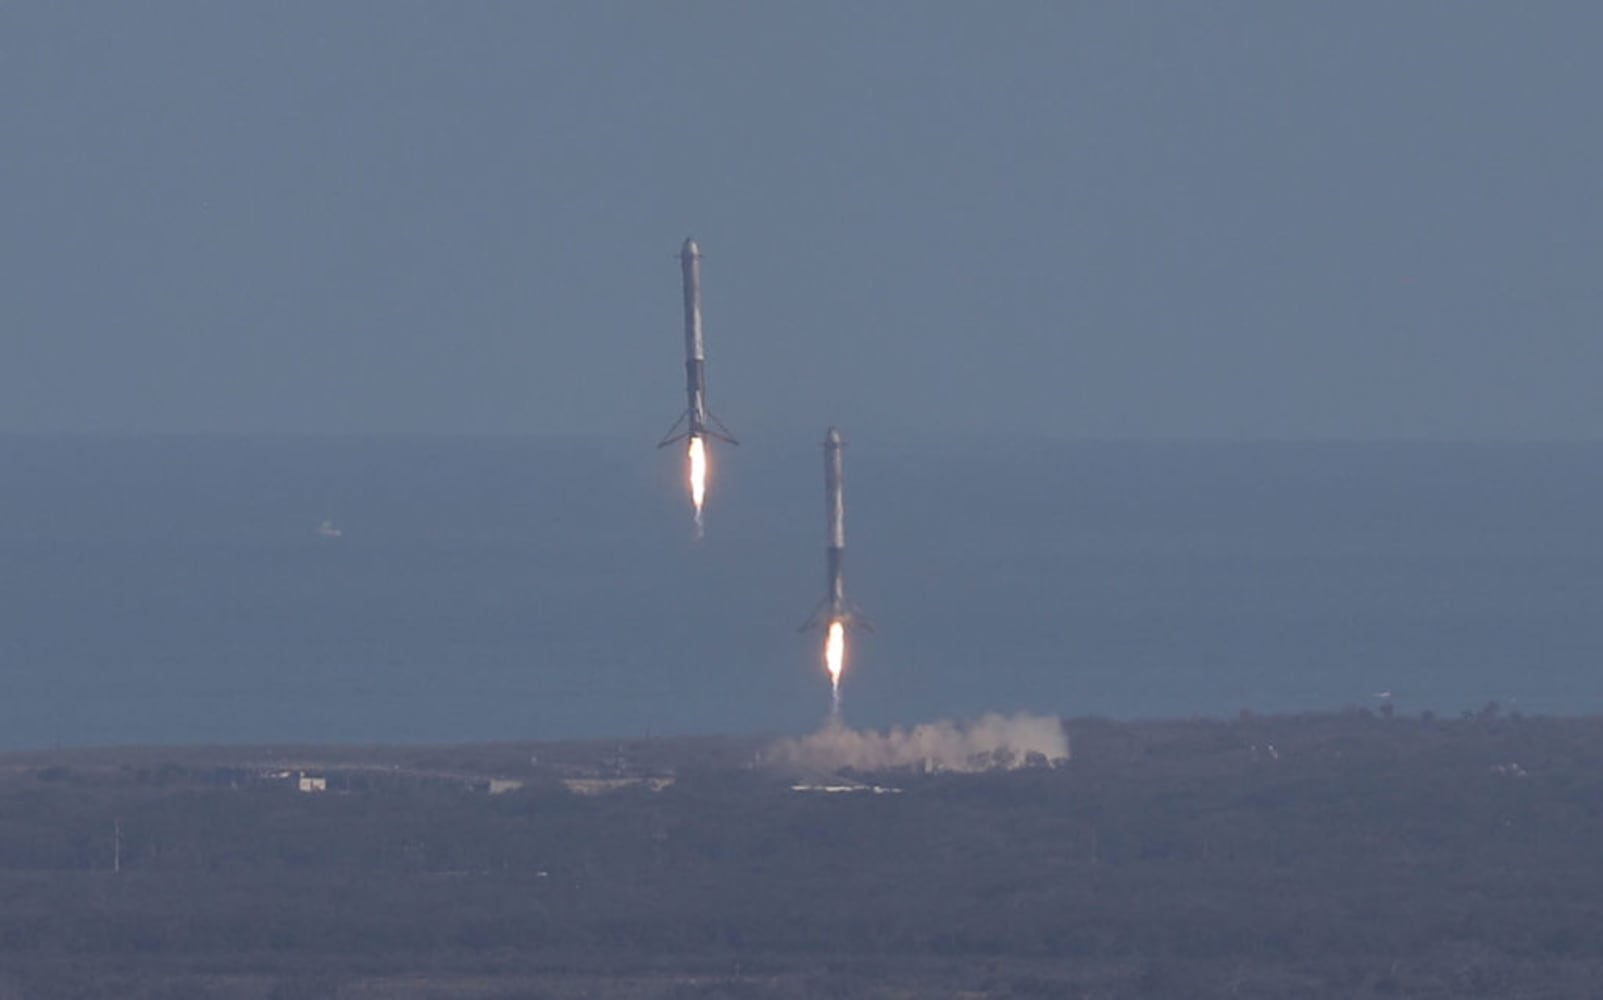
687, 435, 707, 535
825, 620, 846, 714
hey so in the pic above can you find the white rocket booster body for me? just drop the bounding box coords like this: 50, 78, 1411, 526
681, 239, 707, 432
660, 238, 736, 448
804, 426, 871, 633
825, 426, 847, 615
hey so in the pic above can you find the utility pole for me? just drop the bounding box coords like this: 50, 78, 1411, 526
113, 818, 122, 875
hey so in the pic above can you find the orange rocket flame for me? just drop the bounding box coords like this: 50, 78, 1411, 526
825, 620, 846, 714
687, 435, 708, 535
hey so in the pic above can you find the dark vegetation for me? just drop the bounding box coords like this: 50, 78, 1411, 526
1, 708, 1601, 997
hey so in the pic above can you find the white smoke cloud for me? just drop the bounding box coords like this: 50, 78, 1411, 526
767, 713, 1069, 774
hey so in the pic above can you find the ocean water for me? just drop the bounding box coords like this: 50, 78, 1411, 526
0, 435, 1598, 749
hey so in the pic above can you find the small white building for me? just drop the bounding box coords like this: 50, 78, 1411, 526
297, 773, 327, 793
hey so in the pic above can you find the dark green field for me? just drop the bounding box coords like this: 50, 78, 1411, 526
1, 708, 1599, 998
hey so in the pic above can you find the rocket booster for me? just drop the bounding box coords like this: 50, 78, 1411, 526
660, 238, 737, 448
803, 427, 872, 633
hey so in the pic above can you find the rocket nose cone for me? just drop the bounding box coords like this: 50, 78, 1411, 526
825, 427, 843, 446
681, 238, 700, 258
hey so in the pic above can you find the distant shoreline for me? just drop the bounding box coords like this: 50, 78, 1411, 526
0, 703, 1559, 768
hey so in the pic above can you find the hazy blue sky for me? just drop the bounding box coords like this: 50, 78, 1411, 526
4, 3, 1599, 440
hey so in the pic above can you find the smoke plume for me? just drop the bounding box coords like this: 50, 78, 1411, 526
768, 713, 1069, 774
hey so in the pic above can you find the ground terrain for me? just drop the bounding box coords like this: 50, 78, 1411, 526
0, 708, 1598, 998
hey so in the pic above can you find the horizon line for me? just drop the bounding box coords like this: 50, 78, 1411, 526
0, 430, 1600, 446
